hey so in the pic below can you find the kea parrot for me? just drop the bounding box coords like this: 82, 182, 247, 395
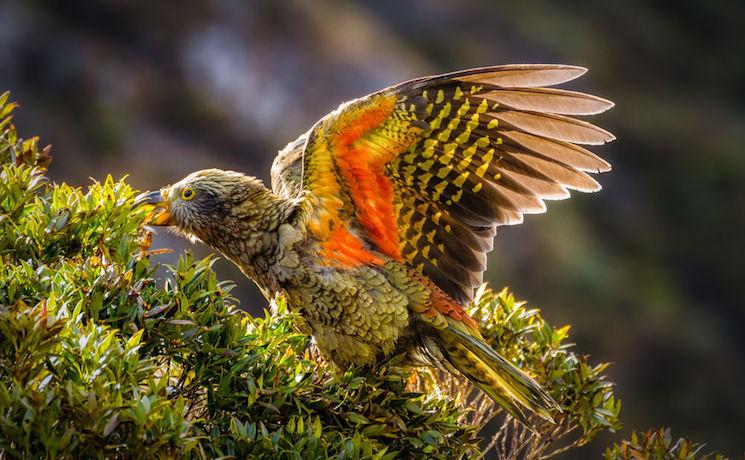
135, 65, 614, 426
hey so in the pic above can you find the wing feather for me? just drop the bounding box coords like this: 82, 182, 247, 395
501, 130, 611, 173
481, 87, 614, 115
448, 64, 587, 88
492, 110, 615, 145
271, 64, 614, 302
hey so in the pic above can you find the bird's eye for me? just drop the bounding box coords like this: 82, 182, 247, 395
181, 187, 196, 201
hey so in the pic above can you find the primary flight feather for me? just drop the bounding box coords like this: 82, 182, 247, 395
136, 64, 614, 426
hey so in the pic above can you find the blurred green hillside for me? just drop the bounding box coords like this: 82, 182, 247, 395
1, 0, 743, 457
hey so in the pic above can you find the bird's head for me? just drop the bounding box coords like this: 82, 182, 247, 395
134, 168, 271, 244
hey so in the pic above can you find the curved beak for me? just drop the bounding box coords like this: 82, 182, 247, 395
133, 189, 176, 226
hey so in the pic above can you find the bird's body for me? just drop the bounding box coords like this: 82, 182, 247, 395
192, 180, 418, 368
137, 65, 614, 426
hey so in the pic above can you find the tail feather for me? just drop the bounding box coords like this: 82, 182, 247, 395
439, 325, 560, 426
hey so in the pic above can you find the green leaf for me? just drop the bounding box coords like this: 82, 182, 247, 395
126, 329, 144, 349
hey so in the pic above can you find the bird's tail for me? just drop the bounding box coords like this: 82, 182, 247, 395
435, 324, 560, 427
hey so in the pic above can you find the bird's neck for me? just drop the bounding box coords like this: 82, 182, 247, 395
204, 189, 306, 297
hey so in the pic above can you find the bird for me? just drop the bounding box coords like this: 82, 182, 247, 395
135, 64, 614, 426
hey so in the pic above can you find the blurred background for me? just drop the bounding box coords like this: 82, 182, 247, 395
2, 0, 743, 456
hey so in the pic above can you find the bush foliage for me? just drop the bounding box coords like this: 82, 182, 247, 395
0, 93, 728, 459
605, 429, 727, 460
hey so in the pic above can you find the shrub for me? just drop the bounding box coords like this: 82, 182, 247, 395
605, 428, 727, 460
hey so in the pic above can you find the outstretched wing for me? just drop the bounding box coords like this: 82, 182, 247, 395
271, 65, 614, 302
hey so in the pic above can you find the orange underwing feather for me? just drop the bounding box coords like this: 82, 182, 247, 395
407, 269, 480, 331
429, 284, 480, 330
332, 95, 404, 261
302, 93, 425, 267
303, 123, 370, 268
319, 226, 383, 266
